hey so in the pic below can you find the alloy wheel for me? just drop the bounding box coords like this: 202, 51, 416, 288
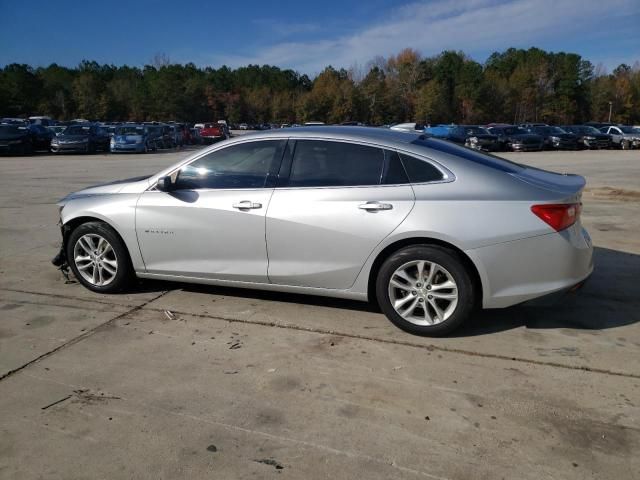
73, 233, 118, 286
388, 260, 458, 326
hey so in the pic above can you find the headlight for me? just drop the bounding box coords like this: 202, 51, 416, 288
469, 136, 478, 143
8, 139, 23, 144
550, 136, 560, 141
110, 138, 115, 145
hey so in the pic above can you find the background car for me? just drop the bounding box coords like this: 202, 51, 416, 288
486, 125, 544, 151
54, 127, 593, 337
110, 124, 157, 153
199, 123, 226, 144
526, 125, 578, 150
0, 123, 53, 154
50, 124, 110, 153
561, 125, 612, 149
600, 125, 640, 149
446, 125, 499, 151
0, 124, 35, 155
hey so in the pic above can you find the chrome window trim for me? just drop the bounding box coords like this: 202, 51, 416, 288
146, 135, 456, 192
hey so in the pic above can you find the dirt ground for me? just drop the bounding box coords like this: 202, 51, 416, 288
0, 146, 638, 479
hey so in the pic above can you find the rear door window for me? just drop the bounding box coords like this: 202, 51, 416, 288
286, 140, 384, 187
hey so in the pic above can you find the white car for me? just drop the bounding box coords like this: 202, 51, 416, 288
600, 126, 640, 149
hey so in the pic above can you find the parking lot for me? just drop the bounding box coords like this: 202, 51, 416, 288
0, 147, 638, 479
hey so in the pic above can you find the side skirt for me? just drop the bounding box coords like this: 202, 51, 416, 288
135, 271, 369, 302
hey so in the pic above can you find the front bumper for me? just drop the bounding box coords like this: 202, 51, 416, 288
511, 142, 543, 152
466, 223, 594, 309
51, 143, 89, 152
550, 139, 578, 150
111, 143, 144, 152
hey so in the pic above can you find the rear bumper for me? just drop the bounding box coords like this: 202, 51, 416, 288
466, 223, 594, 308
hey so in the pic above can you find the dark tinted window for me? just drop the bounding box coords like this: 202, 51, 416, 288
64, 125, 92, 135
382, 150, 409, 184
176, 140, 284, 189
399, 153, 444, 183
287, 140, 383, 187
411, 136, 524, 174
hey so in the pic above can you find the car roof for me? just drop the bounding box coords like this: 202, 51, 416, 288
237, 126, 425, 148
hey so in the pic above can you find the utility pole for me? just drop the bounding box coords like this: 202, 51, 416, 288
608, 101, 613, 123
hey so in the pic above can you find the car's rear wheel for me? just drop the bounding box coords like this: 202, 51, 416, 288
66, 222, 133, 293
376, 245, 476, 336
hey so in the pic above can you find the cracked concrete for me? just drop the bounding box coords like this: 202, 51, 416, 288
0, 148, 639, 479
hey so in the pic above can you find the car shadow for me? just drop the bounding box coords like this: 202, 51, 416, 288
135, 246, 639, 335
136, 279, 380, 314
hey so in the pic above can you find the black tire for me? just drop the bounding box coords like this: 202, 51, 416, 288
66, 221, 133, 293
375, 245, 476, 336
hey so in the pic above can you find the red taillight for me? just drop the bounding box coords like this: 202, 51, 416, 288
531, 203, 581, 232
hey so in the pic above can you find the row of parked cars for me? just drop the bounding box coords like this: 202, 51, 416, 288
390, 122, 640, 151
0, 117, 231, 155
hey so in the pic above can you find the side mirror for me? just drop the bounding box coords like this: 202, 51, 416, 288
156, 175, 177, 192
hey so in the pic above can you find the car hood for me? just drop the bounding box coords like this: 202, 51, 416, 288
58, 175, 152, 205
507, 133, 542, 141
547, 133, 576, 139
56, 134, 90, 141
468, 134, 498, 140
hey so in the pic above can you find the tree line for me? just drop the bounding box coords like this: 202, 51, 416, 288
1, 47, 639, 125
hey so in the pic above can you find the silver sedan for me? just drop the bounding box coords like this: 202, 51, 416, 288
53, 127, 593, 335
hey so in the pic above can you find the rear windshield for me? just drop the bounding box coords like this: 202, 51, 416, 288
411, 136, 524, 174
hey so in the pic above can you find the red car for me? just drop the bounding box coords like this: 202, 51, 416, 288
199, 123, 226, 144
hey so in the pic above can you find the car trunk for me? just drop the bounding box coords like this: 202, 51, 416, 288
511, 167, 586, 198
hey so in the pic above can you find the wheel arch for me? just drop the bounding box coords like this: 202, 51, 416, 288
366, 237, 484, 307
61, 215, 136, 268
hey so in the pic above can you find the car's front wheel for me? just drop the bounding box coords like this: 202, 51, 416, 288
66, 221, 133, 293
376, 245, 476, 336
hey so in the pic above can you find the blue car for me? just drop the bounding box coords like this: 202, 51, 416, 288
110, 125, 157, 153
423, 124, 457, 138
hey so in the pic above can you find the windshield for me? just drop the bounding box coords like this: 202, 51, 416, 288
619, 126, 635, 134
411, 137, 524, 174
116, 126, 145, 135
580, 126, 601, 134
535, 126, 567, 134
503, 127, 528, 135
64, 125, 92, 135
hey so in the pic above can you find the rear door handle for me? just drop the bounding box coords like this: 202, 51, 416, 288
359, 201, 393, 211
232, 200, 262, 210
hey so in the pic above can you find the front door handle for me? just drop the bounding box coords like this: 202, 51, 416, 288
359, 201, 393, 211
233, 200, 262, 210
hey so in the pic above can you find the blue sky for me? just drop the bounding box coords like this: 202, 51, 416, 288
1, 0, 638, 75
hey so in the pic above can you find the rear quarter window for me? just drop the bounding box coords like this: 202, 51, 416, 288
399, 153, 444, 183
411, 137, 524, 174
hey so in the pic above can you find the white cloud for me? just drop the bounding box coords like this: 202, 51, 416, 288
210, 0, 639, 75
